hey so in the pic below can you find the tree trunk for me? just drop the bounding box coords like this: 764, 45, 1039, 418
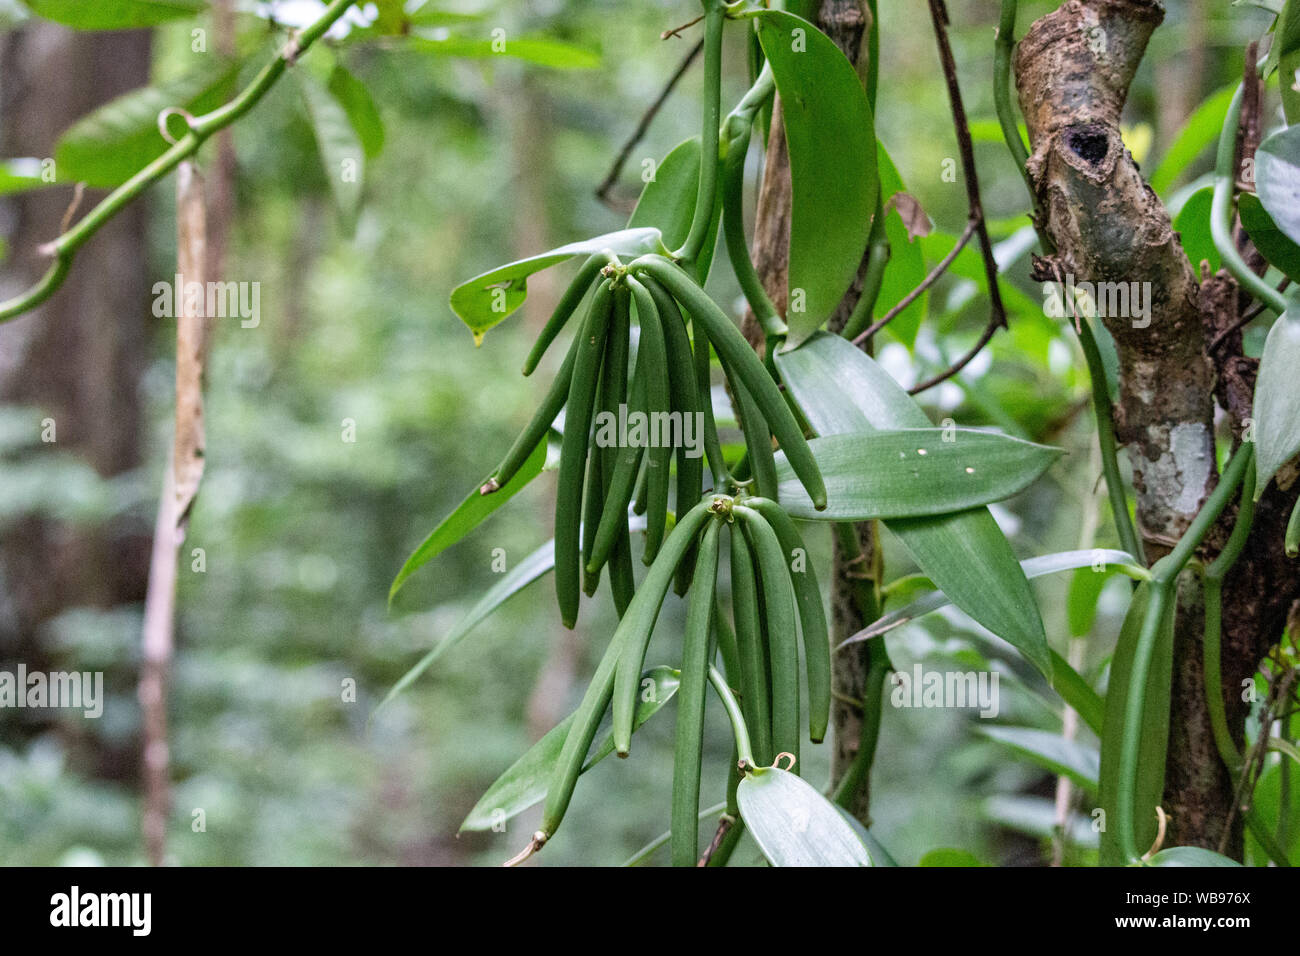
1013, 0, 1300, 856
741, 0, 879, 821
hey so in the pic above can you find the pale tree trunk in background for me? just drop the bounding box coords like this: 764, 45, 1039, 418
742, 0, 878, 822
0, 22, 152, 756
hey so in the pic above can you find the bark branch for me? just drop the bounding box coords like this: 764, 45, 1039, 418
1015, 0, 1300, 855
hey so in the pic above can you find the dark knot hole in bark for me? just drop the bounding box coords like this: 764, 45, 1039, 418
1065, 125, 1110, 166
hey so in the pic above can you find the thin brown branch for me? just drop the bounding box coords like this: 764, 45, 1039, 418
662, 13, 704, 40
852, 217, 975, 346
908, 316, 1001, 395
595, 38, 703, 211
696, 815, 734, 867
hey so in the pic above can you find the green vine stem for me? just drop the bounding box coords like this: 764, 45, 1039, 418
0, 0, 359, 323
840, 191, 890, 341
1202, 457, 1256, 778
994, 0, 1036, 210
1287, 496, 1300, 558
1076, 318, 1146, 566
672, 1, 727, 268
1116, 443, 1254, 864
709, 664, 755, 770
1212, 84, 1292, 318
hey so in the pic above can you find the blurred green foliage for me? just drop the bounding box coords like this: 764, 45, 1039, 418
0, 0, 1284, 866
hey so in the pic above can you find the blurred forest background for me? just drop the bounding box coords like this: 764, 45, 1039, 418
0, 0, 1282, 866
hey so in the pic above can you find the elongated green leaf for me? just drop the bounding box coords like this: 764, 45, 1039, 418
1149, 85, 1236, 196
377, 541, 553, 713
1098, 583, 1175, 866
298, 71, 365, 235
328, 64, 385, 159
980, 726, 1099, 793
1145, 846, 1242, 867
1277, 0, 1300, 122
1257, 126, 1300, 249
834, 807, 899, 866
1172, 186, 1218, 273
409, 34, 600, 70
737, 766, 872, 866
54, 57, 237, 188
0, 158, 55, 196
774, 428, 1061, 520
1252, 310, 1300, 496
460, 666, 680, 832
22, 0, 204, 29
776, 332, 1050, 678
627, 137, 719, 284
751, 10, 876, 347
1240, 193, 1300, 283
389, 439, 546, 601
918, 848, 984, 866
449, 228, 664, 342
874, 146, 927, 347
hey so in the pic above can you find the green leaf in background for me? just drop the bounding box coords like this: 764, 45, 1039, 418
752, 9, 877, 347
298, 71, 366, 235
918, 848, 985, 866
54, 57, 238, 189
1098, 583, 1175, 866
0, 157, 55, 196
1245, 762, 1300, 864
773, 428, 1062, 520
979, 726, 1099, 793
737, 766, 873, 866
1240, 193, 1300, 283
449, 228, 664, 342
776, 332, 1050, 679
627, 137, 720, 284
1172, 186, 1219, 273
1276, 0, 1300, 122
377, 540, 553, 713
1145, 846, 1242, 867
1149, 85, 1236, 196
22, 0, 203, 29
1256, 126, 1300, 248
328, 64, 385, 160
1251, 310, 1300, 496
389, 439, 546, 602
408, 34, 600, 70
460, 666, 680, 832
407, 5, 484, 28
874, 146, 927, 348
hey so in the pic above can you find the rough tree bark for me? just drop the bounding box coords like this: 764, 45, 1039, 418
741, 0, 878, 821
1014, 0, 1300, 855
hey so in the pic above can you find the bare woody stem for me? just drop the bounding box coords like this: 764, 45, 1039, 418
0, 0, 359, 323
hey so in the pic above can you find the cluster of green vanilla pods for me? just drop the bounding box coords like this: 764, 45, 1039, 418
474, 255, 830, 865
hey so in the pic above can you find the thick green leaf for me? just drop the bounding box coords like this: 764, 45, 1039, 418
627, 137, 719, 284
1252, 310, 1300, 495
298, 71, 366, 234
980, 726, 1099, 793
874, 145, 927, 347
448, 228, 664, 342
0, 158, 55, 196
54, 57, 237, 188
409, 34, 600, 70
22, 0, 203, 29
328, 64, 385, 160
774, 428, 1061, 520
918, 848, 984, 866
1172, 186, 1218, 273
1149, 85, 1236, 196
1098, 583, 1175, 866
1257, 126, 1300, 249
1246, 762, 1300, 864
834, 807, 899, 865
1241, 193, 1300, 283
377, 540, 553, 713
736, 766, 873, 866
776, 332, 1050, 678
1145, 846, 1242, 867
751, 10, 876, 347
389, 439, 546, 601
460, 666, 680, 832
